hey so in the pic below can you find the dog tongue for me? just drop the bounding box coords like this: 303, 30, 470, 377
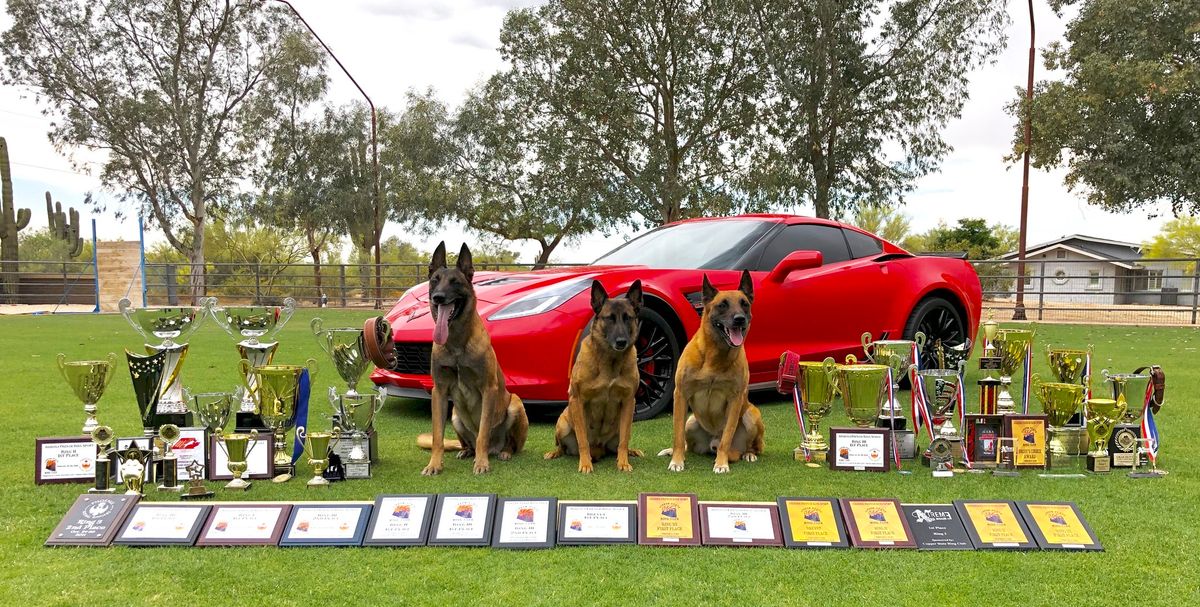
726, 326, 745, 347
432, 304, 451, 345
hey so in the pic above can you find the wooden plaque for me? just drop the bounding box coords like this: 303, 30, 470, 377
776, 497, 849, 548
35, 436, 99, 484
114, 504, 211, 546
638, 493, 700, 546
45, 494, 139, 546
839, 498, 915, 549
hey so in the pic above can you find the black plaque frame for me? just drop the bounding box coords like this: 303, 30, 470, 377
428, 494, 497, 547
776, 497, 850, 549
555, 501, 637, 545
1016, 501, 1102, 551
45, 494, 139, 546
363, 494, 436, 547
491, 497, 557, 549
113, 503, 211, 546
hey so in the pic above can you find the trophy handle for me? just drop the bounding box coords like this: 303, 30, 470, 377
297, 426, 309, 459
373, 393, 385, 414
330, 429, 341, 450
845, 354, 858, 365
238, 359, 257, 401
1031, 373, 1042, 389
821, 357, 837, 388
328, 386, 340, 411
914, 331, 927, 353
56, 353, 67, 379
246, 429, 260, 457
860, 332, 873, 360
273, 298, 297, 336
306, 358, 319, 380
118, 297, 150, 343
311, 317, 324, 336
102, 352, 117, 388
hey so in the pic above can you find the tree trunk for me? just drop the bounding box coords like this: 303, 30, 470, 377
533, 245, 553, 270
306, 228, 323, 307
188, 211, 206, 305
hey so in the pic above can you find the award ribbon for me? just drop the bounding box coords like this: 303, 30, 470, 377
1141, 379, 1159, 465
887, 367, 901, 470
290, 369, 312, 465
1081, 352, 1092, 428
791, 385, 810, 462
957, 366, 971, 469
1020, 342, 1032, 414
908, 342, 935, 442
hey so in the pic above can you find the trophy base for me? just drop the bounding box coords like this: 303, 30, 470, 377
993, 469, 1020, 477
794, 446, 827, 467
932, 468, 954, 478
1109, 424, 1140, 468
894, 429, 916, 459
875, 415, 907, 431
225, 479, 252, 491
1086, 454, 1111, 473
332, 437, 374, 479
157, 484, 183, 493
306, 476, 330, 487
181, 489, 214, 500
88, 487, 116, 494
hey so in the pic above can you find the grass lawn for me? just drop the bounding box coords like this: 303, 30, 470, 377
3, 310, 1198, 606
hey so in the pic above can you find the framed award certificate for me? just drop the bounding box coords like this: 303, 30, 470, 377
170, 427, 208, 481
954, 500, 1036, 550
1003, 414, 1048, 469
1016, 501, 1101, 551
208, 433, 274, 480
46, 494, 139, 546
492, 497, 556, 549
556, 501, 636, 545
964, 414, 1003, 467
698, 502, 782, 547
840, 498, 915, 549
776, 497, 849, 548
901, 504, 973, 551
196, 504, 291, 546
114, 504, 211, 546
363, 494, 436, 547
638, 493, 700, 546
280, 503, 372, 546
828, 428, 890, 472
429, 494, 496, 546
35, 437, 98, 484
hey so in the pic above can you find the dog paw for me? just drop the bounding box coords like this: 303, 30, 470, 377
657, 448, 674, 457
420, 464, 442, 476
713, 463, 730, 474
578, 461, 594, 474
456, 450, 474, 460
498, 451, 512, 461
617, 461, 633, 473
473, 460, 491, 475
668, 460, 685, 472
628, 448, 644, 458
543, 450, 561, 460
741, 453, 758, 462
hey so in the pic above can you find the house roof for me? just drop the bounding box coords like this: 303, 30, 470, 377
999, 234, 1142, 263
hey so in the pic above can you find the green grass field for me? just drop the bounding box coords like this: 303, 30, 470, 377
3, 310, 1198, 606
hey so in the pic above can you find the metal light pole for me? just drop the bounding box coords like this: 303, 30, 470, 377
269, 0, 384, 309
1013, 0, 1035, 321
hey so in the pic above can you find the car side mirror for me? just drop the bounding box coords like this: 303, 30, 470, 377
767, 250, 823, 283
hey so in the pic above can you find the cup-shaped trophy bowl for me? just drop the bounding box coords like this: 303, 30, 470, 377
1084, 398, 1126, 457
312, 319, 371, 395
796, 358, 838, 465
187, 389, 236, 435
861, 331, 925, 420
218, 429, 259, 490
57, 352, 117, 434
119, 297, 210, 347
838, 358, 890, 428
994, 329, 1035, 377
928, 337, 973, 371
916, 366, 963, 437
1102, 370, 1151, 424
301, 429, 340, 487
1046, 346, 1092, 384
1032, 376, 1085, 427
210, 297, 296, 345
240, 359, 317, 473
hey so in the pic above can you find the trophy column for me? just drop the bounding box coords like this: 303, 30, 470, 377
147, 342, 192, 428
236, 341, 277, 429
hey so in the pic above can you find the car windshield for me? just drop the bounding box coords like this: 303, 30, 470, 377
593, 219, 774, 269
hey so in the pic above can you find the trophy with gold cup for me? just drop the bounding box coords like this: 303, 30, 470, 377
1046, 344, 1093, 449
795, 358, 838, 466
119, 297, 210, 426
1083, 398, 1124, 473
993, 328, 1035, 414
57, 353, 117, 434
187, 389, 236, 436
838, 356, 891, 428
209, 297, 296, 428
240, 359, 317, 477
1031, 375, 1084, 469
216, 429, 259, 491
1102, 369, 1153, 468
299, 427, 341, 487
860, 332, 924, 459
116, 444, 151, 496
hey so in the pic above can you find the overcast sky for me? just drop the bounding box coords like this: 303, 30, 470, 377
0, 0, 1173, 263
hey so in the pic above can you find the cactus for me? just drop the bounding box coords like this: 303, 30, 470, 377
45, 191, 84, 258
1, 137, 32, 302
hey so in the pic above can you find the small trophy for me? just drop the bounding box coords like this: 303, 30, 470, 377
1130, 438, 1167, 478
311, 318, 370, 397
916, 363, 966, 477
57, 353, 117, 434
217, 429, 259, 491
240, 358, 317, 477
993, 327, 1035, 414
116, 444, 151, 496
979, 314, 1001, 382
209, 297, 296, 428
180, 460, 213, 500
1084, 398, 1124, 473
89, 425, 116, 494
188, 389, 236, 436
994, 437, 1019, 477
157, 424, 182, 492
300, 428, 340, 487
119, 297, 211, 424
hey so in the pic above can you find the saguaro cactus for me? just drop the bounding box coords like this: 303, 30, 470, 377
1, 137, 32, 302
45, 192, 84, 258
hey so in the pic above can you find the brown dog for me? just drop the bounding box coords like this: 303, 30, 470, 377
544, 280, 644, 473
422, 242, 528, 475
662, 271, 765, 473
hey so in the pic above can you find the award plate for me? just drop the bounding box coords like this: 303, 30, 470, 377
1003, 414, 1048, 469
46, 494, 139, 546
638, 493, 700, 546
429, 494, 497, 546
776, 497, 849, 548
35, 437, 98, 484
114, 504, 211, 546
492, 497, 557, 549
363, 494, 436, 546
964, 414, 1003, 468
1017, 501, 1102, 551
170, 427, 208, 481
828, 427, 890, 472
1109, 424, 1140, 467
208, 433, 274, 480
196, 503, 292, 546
698, 502, 783, 547
280, 503, 372, 547
901, 504, 974, 551
954, 500, 1037, 550
840, 498, 915, 549
556, 501, 637, 545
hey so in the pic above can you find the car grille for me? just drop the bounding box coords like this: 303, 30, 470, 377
392, 342, 432, 375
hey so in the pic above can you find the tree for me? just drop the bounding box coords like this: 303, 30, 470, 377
907, 218, 1018, 259
746, 0, 1008, 218
2, 0, 313, 302
851, 206, 911, 244
498, 0, 765, 226
1008, 0, 1200, 216
1143, 217, 1200, 273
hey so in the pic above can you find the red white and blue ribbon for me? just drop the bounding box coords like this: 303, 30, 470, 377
791, 385, 810, 462
1081, 352, 1092, 428
909, 343, 934, 442
1140, 380, 1159, 465
1020, 342, 1032, 414
957, 367, 970, 469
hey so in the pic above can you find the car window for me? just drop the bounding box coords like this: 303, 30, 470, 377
593, 219, 774, 269
754, 224, 851, 271
844, 228, 884, 258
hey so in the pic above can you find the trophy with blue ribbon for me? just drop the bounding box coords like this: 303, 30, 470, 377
240, 358, 316, 478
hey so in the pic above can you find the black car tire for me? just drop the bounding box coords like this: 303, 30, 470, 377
903, 296, 969, 371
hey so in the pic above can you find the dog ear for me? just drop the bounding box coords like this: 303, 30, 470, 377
701, 274, 717, 305
590, 280, 608, 315
738, 269, 754, 303
627, 279, 643, 314
456, 243, 474, 282
429, 241, 447, 278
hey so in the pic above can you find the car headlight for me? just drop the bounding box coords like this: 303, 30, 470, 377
488, 278, 592, 321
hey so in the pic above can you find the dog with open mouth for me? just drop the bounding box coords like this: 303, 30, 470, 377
544, 280, 644, 473
422, 242, 528, 475
660, 270, 765, 473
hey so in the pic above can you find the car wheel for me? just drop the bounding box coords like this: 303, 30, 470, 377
904, 296, 968, 370
634, 307, 681, 421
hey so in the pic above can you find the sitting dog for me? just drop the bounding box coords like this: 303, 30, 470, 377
422, 242, 528, 475
545, 280, 644, 473
661, 271, 765, 473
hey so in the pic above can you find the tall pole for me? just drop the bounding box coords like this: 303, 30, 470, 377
1013, 0, 1035, 321
270, 0, 383, 308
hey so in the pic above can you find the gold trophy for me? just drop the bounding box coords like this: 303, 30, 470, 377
57, 353, 117, 434
916, 363, 965, 477
119, 298, 211, 424
217, 429, 259, 491
860, 331, 926, 430
180, 460, 213, 500
1083, 398, 1125, 473
838, 356, 891, 428
209, 297, 296, 427
116, 444, 150, 496
157, 424, 182, 492
188, 389, 236, 436
89, 425, 116, 494
980, 314, 1000, 366
993, 328, 1035, 414
796, 358, 838, 467
1031, 375, 1084, 469
1046, 346, 1092, 384
300, 428, 340, 487
240, 359, 318, 476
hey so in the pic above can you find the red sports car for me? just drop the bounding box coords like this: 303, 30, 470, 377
370, 214, 982, 419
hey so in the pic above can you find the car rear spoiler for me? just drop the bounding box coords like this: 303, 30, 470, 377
913, 251, 970, 260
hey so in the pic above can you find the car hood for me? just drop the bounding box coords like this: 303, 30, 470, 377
384, 265, 644, 329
